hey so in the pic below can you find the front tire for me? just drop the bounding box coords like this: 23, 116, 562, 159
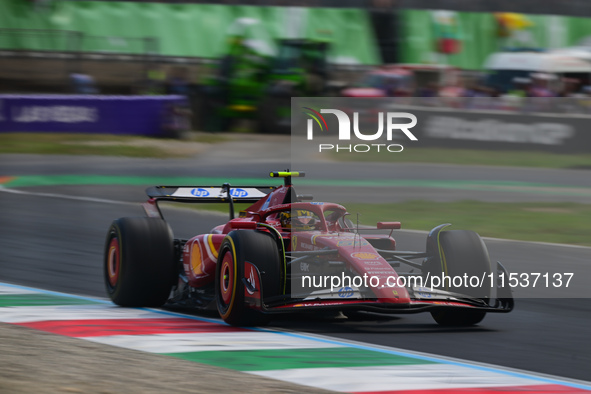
104, 217, 175, 307
426, 230, 491, 326
215, 230, 282, 326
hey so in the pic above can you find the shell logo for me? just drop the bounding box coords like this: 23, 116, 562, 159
351, 252, 379, 260
191, 242, 204, 276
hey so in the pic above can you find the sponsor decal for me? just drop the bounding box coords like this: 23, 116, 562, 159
414, 286, 432, 298
175, 187, 267, 198
351, 252, 379, 260
429, 301, 468, 306
293, 302, 349, 307
190, 242, 204, 276
299, 242, 315, 251
230, 188, 248, 198
12, 105, 98, 123
363, 261, 383, 266
338, 286, 355, 298
191, 188, 210, 197
261, 194, 272, 210
336, 239, 369, 247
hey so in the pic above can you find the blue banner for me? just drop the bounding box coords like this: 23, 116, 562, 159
0, 95, 188, 136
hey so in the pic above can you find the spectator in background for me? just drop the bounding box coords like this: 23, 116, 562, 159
439, 78, 466, 108
417, 81, 439, 98
69, 73, 98, 94
559, 78, 580, 98
166, 67, 191, 96
579, 86, 591, 112
501, 77, 530, 111
465, 80, 492, 98
507, 77, 531, 98
415, 81, 439, 107
464, 79, 494, 110
558, 78, 584, 113
528, 73, 556, 113
161, 101, 192, 139
145, 65, 167, 95
529, 73, 556, 98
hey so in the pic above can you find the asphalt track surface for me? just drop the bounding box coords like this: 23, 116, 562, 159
2, 146, 591, 382
1, 182, 590, 382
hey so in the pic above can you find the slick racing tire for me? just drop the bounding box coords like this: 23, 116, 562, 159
428, 230, 491, 326
104, 217, 176, 307
215, 230, 282, 326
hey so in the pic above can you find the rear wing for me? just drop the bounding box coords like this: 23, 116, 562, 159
143, 184, 276, 220
143, 172, 303, 220
146, 185, 276, 203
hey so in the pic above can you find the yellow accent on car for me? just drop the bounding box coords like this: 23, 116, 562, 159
207, 235, 219, 259
221, 236, 238, 320
269, 171, 305, 178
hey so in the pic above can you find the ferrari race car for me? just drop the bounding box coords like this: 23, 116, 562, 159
104, 171, 513, 326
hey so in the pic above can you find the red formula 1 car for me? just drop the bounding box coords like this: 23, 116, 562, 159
104, 171, 513, 326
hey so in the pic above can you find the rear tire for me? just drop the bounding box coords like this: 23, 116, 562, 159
104, 217, 175, 307
215, 230, 282, 326
426, 230, 491, 326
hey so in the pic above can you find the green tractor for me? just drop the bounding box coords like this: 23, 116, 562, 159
201, 19, 330, 133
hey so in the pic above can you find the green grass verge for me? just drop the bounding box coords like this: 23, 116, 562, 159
332, 147, 591, 169
344, 201, 591, 246
166, 201, 591, 246
0, 133, 227, 158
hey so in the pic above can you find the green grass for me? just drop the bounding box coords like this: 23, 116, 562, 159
191, 134, 229, 144
344, 201, 591, 246
333, 147, 591, 169
3, 133, 590, 169
166, 201, 591, 246
0, 133, 227, 158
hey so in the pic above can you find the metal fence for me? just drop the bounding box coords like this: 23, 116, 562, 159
0, 28, 158, 58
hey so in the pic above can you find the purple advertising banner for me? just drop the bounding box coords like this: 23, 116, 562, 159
0, 95, 188, 136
